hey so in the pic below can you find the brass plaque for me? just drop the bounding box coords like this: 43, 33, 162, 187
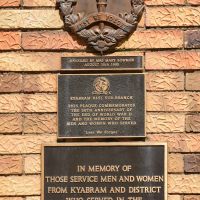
61, 56, 143, 71
58, 73, 145, 139
57, 0, 144, 53
42, 143, 167, 200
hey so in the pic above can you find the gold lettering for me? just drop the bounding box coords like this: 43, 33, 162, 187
109, 187, 126, 193
88, 165, 120, 172
70, 176, 98, 183
45, 176, 68, 183
136, 176, 164, 182
48, 187, 68, 193
100, 176, 117, 182
70, 187, 107, 194
118, 176, 135, 182
129, 186, 161, 193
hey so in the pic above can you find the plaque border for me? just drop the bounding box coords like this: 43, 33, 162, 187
61, 56, 144, 71
41, 142, 168, 200
57, 73, 146, 139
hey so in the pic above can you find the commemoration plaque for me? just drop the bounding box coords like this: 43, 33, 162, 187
58, 73, 145, 139
61, 56, 143, 71
42, 143, 167, 200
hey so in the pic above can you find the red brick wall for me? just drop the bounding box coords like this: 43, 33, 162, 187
0, 0, 200, 200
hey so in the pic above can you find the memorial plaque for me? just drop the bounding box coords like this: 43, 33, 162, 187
58, 73, 145, 139
42, 143, 167, 200
61, 56, 143, 71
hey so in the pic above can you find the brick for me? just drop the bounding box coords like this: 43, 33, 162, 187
147, 72, 184, 91
0, 74, 22, 92
26, 197, 40, 200
146, 51, 200, 70
184, 154, 200, 173
147, 114, 185, 133
184, 196, 200, 200
0, 10, 63, 29
21, 30, 182, 50
185, 30, 200, 49
138, 15, 144, 28
120, 30, 183, 49
186, 72, 200, 91
169, 154, 184, 173
0, 156, 22, 174
145, 0, 184, 5
0, 94, 56, 113
22, 30, 182, 50
0, 52, 142, 72
0, 175, 40, 195
0, 135, 56, 154
24, 114, 57, 133
23, 74, 57, 92
0, 0, 20, 7
25, 155, 40, 174
0, 94, 23, 113
0, 32, 21, 50
168, 195, 182, 200
168, 174, 200, 193
186, 115, 200, 132
146, 7, 200, 27
148, 134, 200, 152
0, 114, 22, 133
22, 31, 83, 50
23, 0, 55, 6
0, 198, 23, 200
147, 92, 200, 112
24, 94, 56, 113
187, 0, 200, 4
0, 53, 60, 72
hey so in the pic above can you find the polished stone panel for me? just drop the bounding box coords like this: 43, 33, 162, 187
61, 56, 143, 71
58, 73, 145, 138
42, 143, 167, 200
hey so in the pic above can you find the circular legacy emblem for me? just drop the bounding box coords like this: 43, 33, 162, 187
93, 77, 110, 94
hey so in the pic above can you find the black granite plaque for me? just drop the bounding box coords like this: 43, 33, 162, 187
61, 56, 143, 71
42, 143, 167, 200
58, 73, 145, 139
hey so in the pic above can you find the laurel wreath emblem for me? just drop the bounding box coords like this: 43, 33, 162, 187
57, 0, 144, 53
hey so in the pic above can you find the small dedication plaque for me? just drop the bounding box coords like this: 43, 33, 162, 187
58, 73, 145, 138
61, 56, 143, 71
42, 143, 167, 200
